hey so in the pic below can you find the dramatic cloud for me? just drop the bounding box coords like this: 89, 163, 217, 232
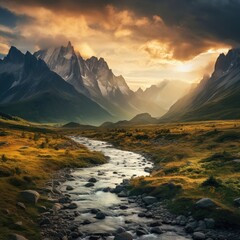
0, 0, 237, 89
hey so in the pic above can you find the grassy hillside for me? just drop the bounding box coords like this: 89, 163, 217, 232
0, 117, 107, 240
75, 120, 240, 228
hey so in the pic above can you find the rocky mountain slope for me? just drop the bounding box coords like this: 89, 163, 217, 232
35, 42, 166, 119
0, 47, 111, 124
161, 49, 240, 121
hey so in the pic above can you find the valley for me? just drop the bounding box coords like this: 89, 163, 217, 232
1, 116, 240, 239
1, 2, 240, 239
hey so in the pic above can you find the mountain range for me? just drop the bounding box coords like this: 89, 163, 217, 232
0, 47, 111, 124
161, 49, 240, 121
34, 42, 183, 119
1, 42, 239, 125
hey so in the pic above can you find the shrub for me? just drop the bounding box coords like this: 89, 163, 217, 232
0, 167, 13, 177
33, 133, 40, 141
202, 176, 222, 188
15, 167, 22, 175
1, 154, 7, 162
216, 131, 240, 142
40, 142, 48, 148
21, 132, 26, 138
135, 134, 149, 140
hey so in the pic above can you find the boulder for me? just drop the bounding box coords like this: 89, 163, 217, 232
116, 227, 126, 234
204, 218, 215, 229
59, 196, 71, 204
67, 202, 78, 209
120, 205, 128, 210
52, 203, 63, 214
39, 217, 51, 226
138, 212, 146, 218
149, 221, 162, 227
195, 198, 216, 209
85, 182, 95, 187
234, 197, 240, 206
82, 219, 91, 225
150, 227, 163, 234
16, 202, 26, 210
142, 196, 157, 205
20, 190, 40, 204
66, 185, 74, 191
96, 212, 106, 219
90, 208, 100, 214
10, 234, 28, 240
193, 232, 206, 240
176, 215, 187, 226
136, 227, 148, 236
185, 221, 198, 233
88, 177, 97, 183
118, 191, 128, 197
114, 232, 133, 240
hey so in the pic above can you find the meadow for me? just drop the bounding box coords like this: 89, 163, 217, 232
0, 117, 107, 239
72, 120, 240, 228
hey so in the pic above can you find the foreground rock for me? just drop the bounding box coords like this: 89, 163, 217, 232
143, 196, 157, 205
114, 232, 133, 240
10, 234, 28, 240
193, 232, 205, 240
195, 198, 216, 209
95, 212, 106, 219
20, 190, 40, 204
234, 197, 240, 206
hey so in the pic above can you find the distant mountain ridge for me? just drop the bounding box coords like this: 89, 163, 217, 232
101, 113, 158, 128
161, 48, 240, 121
0, 46, 111, 124
135, 80, 191, 110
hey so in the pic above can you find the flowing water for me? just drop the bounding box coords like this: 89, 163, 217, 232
60, 136, 190, 239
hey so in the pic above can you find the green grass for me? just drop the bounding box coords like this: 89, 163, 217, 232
74, 120, 240, 228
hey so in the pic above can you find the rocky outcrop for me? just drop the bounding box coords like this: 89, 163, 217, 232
20, 190, 40, 204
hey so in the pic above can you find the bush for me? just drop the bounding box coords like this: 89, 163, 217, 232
202, 176, 222, 188
135, 134, 149, 140
0, 167, 13, 177
40, 142, 48, 148
33, 133, 40, 141
1, 154, 7, 162
216, 131, 240, 142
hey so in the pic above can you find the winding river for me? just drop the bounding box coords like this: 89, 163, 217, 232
59, 136, 190, 240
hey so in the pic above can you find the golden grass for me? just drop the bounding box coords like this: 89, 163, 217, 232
0, 121, 107, 239
74, 120, 240, 226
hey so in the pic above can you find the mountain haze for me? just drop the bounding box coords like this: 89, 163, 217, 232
136, 80, 191, 110
161, 49, 240, 121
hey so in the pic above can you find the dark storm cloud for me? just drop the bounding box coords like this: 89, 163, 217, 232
1, 0, 239, 60
0, 6, 32, 27
2, 0, 240, 44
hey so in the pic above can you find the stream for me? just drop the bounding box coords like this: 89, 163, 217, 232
57, 136, 191, 240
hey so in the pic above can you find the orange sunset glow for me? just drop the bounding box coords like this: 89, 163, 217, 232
0, 0, 233, 90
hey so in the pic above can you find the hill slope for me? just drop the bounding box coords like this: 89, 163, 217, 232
161, 49, 240, 122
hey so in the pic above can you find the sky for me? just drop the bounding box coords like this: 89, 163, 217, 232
0, 0, 239, 90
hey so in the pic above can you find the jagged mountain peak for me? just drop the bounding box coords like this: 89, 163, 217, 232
67, 41, 73, 49
161, 47, 240, 122
214, 48, 240, 74
136, 87, 144, 94
5, 46, 24, 64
